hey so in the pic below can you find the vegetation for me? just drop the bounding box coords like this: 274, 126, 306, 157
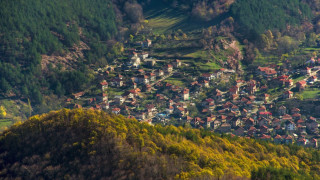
299, 88, 320, 99
1, 109, 320, 179
0, 0, 117, 103
231, 0, 312, 36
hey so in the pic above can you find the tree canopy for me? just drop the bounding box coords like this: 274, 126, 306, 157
231, 0, 312, 35
0, 0, 117, 102
1, 109, 320, 179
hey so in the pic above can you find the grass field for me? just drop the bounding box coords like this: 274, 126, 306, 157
107, 88, 125, 97
164, 77, 186, 87
292, 75, 306, 83
300, 89, 320, 99
198, 62, 221, 72
144, 1, 224, 34
185, 50, 210, 59
145, 8, 185, 34
253, 55, 282, 66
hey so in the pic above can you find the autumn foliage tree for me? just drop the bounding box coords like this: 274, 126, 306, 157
0, 109, 320, 179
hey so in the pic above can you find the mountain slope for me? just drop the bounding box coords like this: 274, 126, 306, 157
231, 0, 312, 35
0, 109, 320, 179
0, 0, 117, 103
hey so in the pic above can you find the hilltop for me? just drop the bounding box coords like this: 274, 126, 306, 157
1, 109, 320, 179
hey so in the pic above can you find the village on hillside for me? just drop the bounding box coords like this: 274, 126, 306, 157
66, 39, 320, 148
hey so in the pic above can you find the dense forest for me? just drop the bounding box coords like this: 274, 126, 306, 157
0, 0, 117, 103
1, 109, 320, 179
231, 0, 312, 36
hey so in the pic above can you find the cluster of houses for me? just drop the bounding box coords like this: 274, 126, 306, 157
181, 64, 320, 147
66, 39, 320, 148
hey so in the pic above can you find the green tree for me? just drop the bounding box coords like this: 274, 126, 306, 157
306, 32, 318, 47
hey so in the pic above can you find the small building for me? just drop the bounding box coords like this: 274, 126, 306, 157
112, 108, 121, 115
285, 120, 296, 132
73, 92, 85, 99
155, 69, 164, 77
182, 88, 190, 101
218, 123, 231, 133
247, 80, 257, 95
102, 93, 108, 102
284, 135, 293, 144
100, 81, 108, 91
130, 56, 141, 68
234, 126, 245, 136
283, 90, 293, 99
173, 59, 182, 68
274, 135, 283, 144
278, 106, 287, 116
285, 79, 293, 87
165, 64, 173, 73
139, 52, 149, 60
213, 120, 221, 129
142, 39, 152, 48
302, 67, 312, 75
310, 138, 318, 148
296, 80, 307, 91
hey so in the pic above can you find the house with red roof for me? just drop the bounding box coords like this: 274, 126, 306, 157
201, 73, 213, 81
217, 123, 231, 133
274, 135, 283, 144
165, 64, 173, 73
302, 67, 312, 75
173, 59, 182, 68
155, 69, 164, 77
297, 138, 307, 146
73, 91, 85, 99
260, 134, 271, 141
285, 79, 293, 87
102, 93, 108, 102
100, 81, 108, 91
257, 66, 277, 78
259, 111, 272, 118
272, 118, 281, 127
296, 80, 307, 91
182, 88, 190, 101
204, 117, 213, 128
112, 108, 121, 115
309, 75, 318, 83
283, 90, 293, 99
284, 135, 293, 144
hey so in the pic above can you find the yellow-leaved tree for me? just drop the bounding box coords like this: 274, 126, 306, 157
0, 106, 7, 118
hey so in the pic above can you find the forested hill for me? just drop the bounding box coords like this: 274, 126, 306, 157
231, 0, 312, 36
0, 0, 117, 103
1, 109, 320, 179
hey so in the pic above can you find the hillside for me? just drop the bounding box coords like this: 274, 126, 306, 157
1, 109, 320, 179
0, 0, 117, 103
231, 0, 312, 36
